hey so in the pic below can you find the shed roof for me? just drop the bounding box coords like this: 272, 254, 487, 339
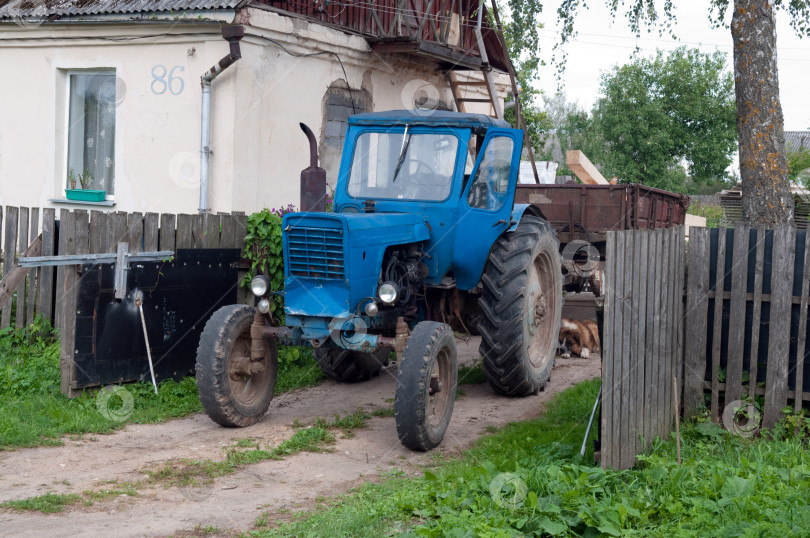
0, 0, 246, 19
785, 131, 810, 151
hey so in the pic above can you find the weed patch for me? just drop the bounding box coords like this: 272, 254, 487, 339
252, 378, 810, 536
0, 493, 82, 514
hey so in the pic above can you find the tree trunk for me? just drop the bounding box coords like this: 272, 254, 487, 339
732, 0, 794, 225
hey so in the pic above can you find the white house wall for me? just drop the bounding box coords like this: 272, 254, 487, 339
0, 9, 506, 216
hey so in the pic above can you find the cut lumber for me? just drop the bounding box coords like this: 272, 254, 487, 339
566, 150, 609, 185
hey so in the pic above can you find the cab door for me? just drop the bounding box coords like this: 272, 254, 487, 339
452, 128, 523, 290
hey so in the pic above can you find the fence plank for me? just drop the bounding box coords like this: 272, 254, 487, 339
203, 213, 221, 248
794, 231, 810, 416
220, 214, 237, 248
620, 231, 634, 469
37, 209, 55, 323
610, 231, 623, 468
763, 226, 796, 428
748, 229, 766, 401
629, 231, 642, 455
657, 229, 670, 440
683, 228, 709, 417
58, 210, 76, 393
160, 213, 177, 251
643, 230, 658, 444
664, 228, 677, 439
108, 212, 128, 253
176, 214, 193, 249
710, 227, 727, 422
15, 207, 29, 328
144, 213, 159, 252
25, 208, 39, 325
601, 231, 617, 469
633, 231, 649, 451
89, 211, 108, 255
673, 226, 686, 413
725, 225, 750, 406
2, 206, 19, 328
127, 213, 144, 254
193, 214, 205, 248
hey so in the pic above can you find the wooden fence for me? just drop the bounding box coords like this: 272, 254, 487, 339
0, 206, 247, 394
682, 226, 810, 429
601, 226, 685, 470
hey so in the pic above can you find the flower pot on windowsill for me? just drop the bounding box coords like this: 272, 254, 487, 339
65, 189, 106, 202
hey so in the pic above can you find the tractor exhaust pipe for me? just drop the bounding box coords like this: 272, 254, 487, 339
299, 123, 327, 212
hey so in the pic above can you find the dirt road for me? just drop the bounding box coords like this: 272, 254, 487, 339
0, 338, 600, 537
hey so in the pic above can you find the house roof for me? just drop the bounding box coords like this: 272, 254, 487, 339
0, 0, 246, 19
786, 131, 810, 150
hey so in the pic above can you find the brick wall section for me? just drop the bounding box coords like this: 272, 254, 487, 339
320, 84, 372, 185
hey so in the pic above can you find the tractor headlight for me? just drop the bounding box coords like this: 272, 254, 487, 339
257, 298, 271, 314
378, 282, 399, 305
250, 275, 269, 297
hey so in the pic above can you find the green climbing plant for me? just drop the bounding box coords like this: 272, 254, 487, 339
242, 206, 295, 317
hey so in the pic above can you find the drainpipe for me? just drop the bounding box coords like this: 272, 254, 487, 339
199, 25, 245, 213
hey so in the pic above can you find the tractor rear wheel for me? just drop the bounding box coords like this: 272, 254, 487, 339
478, 215, 562, 396
314, 348, 389, 383
196, 305, 278, 427
395, 321, 458, 451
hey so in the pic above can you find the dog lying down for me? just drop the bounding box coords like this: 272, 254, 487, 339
558, 318, 601, 359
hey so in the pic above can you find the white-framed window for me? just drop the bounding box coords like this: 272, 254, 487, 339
65, 70, 116, 195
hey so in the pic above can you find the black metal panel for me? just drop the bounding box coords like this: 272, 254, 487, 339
73, 249, 241, 388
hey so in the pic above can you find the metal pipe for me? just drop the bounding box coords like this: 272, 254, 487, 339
580, 386, 601, 457
199, 25, 245, 213
300, 123, 318, 168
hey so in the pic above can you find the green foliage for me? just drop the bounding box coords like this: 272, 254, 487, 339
787, 146, 810, 184
242, 209, 286, 317
688, 202, 724, 228
256, 378, 810, 536
594, 47, 737, 192
0, 493, 82, 514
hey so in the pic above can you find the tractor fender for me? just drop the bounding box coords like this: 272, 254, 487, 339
507, 204, 547, 232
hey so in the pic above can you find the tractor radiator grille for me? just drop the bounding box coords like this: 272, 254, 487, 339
287, 226, 345, 279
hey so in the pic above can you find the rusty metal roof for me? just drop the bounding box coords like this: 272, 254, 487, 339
0, 0, 246, 19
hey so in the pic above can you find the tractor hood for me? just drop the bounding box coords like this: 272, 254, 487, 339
282, 211, 430, 319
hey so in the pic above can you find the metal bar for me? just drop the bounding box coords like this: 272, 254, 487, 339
19, 250, 174, 267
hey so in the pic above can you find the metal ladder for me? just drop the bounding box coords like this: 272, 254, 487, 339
446, 0, 541, 182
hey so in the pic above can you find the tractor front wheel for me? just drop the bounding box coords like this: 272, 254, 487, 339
478, 215, 562, 396
196, 305, 278, 427
395, 321, 458, 451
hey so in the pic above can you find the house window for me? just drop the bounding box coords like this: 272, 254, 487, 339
66, 71, 116, 194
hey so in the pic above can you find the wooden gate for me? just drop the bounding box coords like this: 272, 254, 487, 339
601, 226, 685, 470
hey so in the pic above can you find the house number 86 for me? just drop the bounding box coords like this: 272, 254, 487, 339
151, 65, 185, 95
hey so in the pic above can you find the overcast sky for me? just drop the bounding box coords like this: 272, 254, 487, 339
533, 2, 810, 131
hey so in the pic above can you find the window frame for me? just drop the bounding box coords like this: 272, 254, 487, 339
62, 68, 117, 200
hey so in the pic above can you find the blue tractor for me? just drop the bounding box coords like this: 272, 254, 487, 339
195, 110, 562, 451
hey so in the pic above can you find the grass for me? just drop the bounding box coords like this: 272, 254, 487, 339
457, 362, 486, 385
0, 493, 83, 514
249, 378, 810, 537
0, 320, 325, 451
146, 426, 336, 487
